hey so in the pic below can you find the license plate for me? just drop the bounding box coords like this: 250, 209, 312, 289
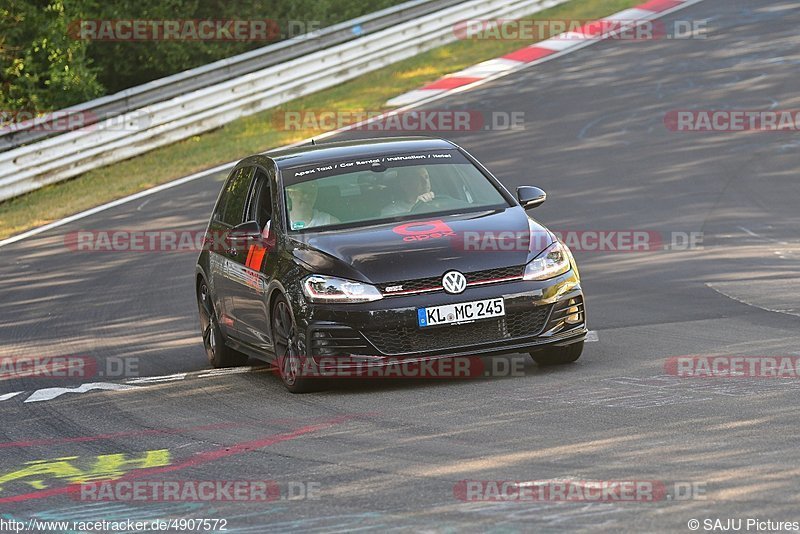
418, 297, 505, 328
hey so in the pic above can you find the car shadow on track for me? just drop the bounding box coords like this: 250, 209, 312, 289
249, 352, 586, 394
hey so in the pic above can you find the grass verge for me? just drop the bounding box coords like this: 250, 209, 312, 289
0, 0, 639, 240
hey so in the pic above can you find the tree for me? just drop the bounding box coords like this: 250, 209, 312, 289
1, 0, 404, 114
0, 0, 103, 114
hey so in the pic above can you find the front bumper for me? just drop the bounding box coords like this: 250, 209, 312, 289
295, 269, 586, 368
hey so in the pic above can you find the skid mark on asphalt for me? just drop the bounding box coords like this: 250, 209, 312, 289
223, 512, 392, 533
0, 415, 356, 504
516, 375, 800, 409
0, 421, 257, 450
258, 503, 625, 532
455, 501, 624, 530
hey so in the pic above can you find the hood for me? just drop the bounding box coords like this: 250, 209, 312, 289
290, 206, 553, 284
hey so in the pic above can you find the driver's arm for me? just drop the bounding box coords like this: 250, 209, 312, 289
416, 191, 435, 203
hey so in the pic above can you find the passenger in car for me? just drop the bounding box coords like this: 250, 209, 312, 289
286, 181, 340, 230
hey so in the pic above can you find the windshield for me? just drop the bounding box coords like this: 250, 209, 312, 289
281, 149, 509, 231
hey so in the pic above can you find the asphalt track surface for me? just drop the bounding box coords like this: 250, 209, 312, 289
2, 1, 800, 531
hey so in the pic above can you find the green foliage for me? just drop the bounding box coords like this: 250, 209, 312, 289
1, 0, 404, 114
0, 0, 103, 113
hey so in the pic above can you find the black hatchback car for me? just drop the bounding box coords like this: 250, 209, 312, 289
196, 137, 587, 392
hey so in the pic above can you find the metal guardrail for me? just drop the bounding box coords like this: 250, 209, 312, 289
0, 0, 465, 152
0, 0, 567, 202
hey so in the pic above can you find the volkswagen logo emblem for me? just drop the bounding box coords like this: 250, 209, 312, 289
442, 270, 467, 294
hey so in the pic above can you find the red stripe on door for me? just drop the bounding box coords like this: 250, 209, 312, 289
248, 247, 267, 271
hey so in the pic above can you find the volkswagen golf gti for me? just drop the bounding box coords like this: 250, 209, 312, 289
195, 137, 587, 392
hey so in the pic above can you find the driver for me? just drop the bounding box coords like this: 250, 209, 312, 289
381, 167, 435, 216
286, 181, 339, 230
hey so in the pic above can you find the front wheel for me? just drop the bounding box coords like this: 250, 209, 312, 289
198, 280, 249, 368
271, 295, 320, 393
531, 341, 584, 366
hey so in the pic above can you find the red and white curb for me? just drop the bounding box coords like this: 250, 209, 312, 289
386, 0, 705, 107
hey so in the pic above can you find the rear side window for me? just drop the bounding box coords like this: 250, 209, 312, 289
215, 167, 254, 226
246, 169, 273, 229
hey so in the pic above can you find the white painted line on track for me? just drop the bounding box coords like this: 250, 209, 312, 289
706, 283, 800, 318
125, 373, 188, 384
24, 382, 140, 403
604, 8, 656, 21
457, 58, 524, 78
386, 89, 448, 107
0, 366, 272, 405
737, 226, 762, 238
535, 36, 584, 52
196, 366, 263, 379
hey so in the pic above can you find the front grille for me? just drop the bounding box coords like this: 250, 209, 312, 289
466, 265, 525, 284
380, 265, 524, 295
363, 305, 552, 355
381, 275, 441, 294
505, 305, 554, 337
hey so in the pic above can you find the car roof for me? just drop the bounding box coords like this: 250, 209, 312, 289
265, 136, 457, 169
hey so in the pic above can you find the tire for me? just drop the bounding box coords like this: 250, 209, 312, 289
531, 341, 584, 366
198, 280, 249, 368
271, 294, 320, 393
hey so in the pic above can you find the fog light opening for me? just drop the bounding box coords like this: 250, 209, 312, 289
565, 299, 582, 325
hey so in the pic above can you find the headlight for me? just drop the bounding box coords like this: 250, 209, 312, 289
302, 275, 383, 303
523, 241, 571, 281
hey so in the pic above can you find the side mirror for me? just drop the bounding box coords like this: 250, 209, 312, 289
229, 220, 262, 240
517, 186, 546, 210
